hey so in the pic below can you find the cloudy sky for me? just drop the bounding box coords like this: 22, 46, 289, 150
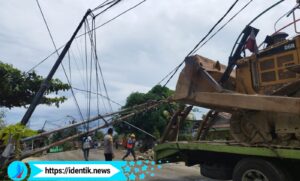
0, 0, 297, 130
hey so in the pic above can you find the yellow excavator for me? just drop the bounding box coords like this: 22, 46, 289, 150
156, 2, 300, 181
173, 21, 300, 146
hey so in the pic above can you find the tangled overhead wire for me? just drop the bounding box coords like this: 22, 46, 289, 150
158, 0, 245, 87
158, 0, 286, 88
26, 0, 146, 74
33, 0, 146, 125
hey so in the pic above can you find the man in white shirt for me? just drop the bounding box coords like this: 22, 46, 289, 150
103, 128, 114, 161
82, 135, 92, 161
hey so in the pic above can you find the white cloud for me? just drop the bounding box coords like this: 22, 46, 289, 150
1, 0, 298, 129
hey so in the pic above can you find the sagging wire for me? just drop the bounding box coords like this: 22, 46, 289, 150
158, 0, 241, 87
26, 0, 147, 73
35, 0, 85, 123
194, 0, 254, 52
85, 13, 114, 113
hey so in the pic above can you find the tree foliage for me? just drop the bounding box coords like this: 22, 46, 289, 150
113, 85, 179, 140
0, 61, 70, 108
49, 120, 78, 151
0, 123, 37, 158
94, 130, 104, 141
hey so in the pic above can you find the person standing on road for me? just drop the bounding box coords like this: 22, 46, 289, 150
104, 128, 114, 161
122, 134, 137, 161
82, 134, 92, 161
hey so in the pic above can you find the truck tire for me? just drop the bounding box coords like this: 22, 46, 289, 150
233, 158, 290, 181
200, 163, 233, 180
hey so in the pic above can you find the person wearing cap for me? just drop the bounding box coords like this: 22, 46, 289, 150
122, 134, 137, 161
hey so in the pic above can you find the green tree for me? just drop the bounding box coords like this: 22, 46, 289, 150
0, 123, 37, 158
50, 122, 78, 151
113, 85, 179, 141
0, 61, 70, 108
94, 130, 104, 141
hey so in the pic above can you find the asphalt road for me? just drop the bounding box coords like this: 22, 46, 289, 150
23, 149, 221, 181
145, 162, 221, 181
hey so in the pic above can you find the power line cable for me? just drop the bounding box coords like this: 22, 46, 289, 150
84, 17, 108, 114
84, 14, 114, 112
69, 49, 87, 89
92, 20, 109, 114
26, 0, 147, 73
93, 0, 113, 11
87, 19, 95, 121
229, 0, 285, 57
194, 0, 254, 52
68, 51, 72, 83
90, 0, 146, 35
84, 19, 91, 132
93, 21, 102, 115
35, 0, 85, 122
158, 0, 240, 87
188, 0, 239, 56
72, 87, 122, 106
94, 0, 123, 18
274, 3, 292, 31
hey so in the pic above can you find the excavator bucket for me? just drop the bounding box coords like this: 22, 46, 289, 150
172, 55, 300, 114
173, 55, 235, 101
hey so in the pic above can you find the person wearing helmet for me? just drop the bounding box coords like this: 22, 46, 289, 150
122, 133, 137, 161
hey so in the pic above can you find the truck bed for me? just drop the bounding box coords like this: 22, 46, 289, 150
154, 141, 300, 165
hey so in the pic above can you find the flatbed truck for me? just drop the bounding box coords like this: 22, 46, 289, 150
154, 141, 300, 181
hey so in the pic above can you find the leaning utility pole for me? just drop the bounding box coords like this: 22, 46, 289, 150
21, 9, 92, 125
0, 9, 92, 167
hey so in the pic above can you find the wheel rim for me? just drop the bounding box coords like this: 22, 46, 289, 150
241, 169, 269, 181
